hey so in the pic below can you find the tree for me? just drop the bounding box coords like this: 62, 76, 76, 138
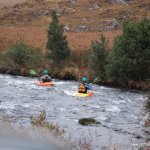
106, 18, 150, 85
89, 35, 108, 78
46, 10, 70, 64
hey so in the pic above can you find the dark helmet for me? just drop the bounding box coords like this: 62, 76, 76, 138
43, 70, 48, 75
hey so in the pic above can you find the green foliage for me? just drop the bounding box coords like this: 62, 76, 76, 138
0, 52, 15, 72
46, 10, 70, 64
6, 41, 42, 69
89, 35, 108, 77
106, 18, 150, 85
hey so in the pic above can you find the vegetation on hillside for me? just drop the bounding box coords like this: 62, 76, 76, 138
47, 10, 70, 65
106, 18, 150, 86
86, 18, 150, 89
89, 35, 108, 79
0, 12, 149, 90
0, 41, 42, 75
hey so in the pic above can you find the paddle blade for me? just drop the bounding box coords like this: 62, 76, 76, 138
30, 70, 36, 75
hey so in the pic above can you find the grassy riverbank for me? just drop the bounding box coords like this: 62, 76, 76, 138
0, 38, 149, 91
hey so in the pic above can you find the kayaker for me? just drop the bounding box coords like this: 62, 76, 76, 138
78, 76, 91, 94
40, 70, 52, 83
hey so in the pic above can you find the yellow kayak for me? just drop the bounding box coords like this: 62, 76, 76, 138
35, 82, 55, 87
75, 91, 94, 97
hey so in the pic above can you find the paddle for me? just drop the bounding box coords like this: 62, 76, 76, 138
29, 69, 42, 83
30, 70, 37, 75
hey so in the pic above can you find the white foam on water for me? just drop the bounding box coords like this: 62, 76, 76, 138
4, 76, 12, 79
112, 100, 126, 105
119, 100, 126, 104
4, 77, 36, 88
0, 102, 15, 110
64, 90, 76, 96
126, 99, 131, 103
92, 105, 100, 109
6, 80, 14, 85
74, 119, 78, 122
73, 108, 80, 111
59, 108, 66, 111
105, 106, 120, 112
112, 101, 120, 105
93, 91, 102, 95
29, 84, 39, 90
71, 85, 77, 89
60, 116, 70, 120
96, 116, 108, 121
55, 81, 67, 85
98, 86, 114, 90
22, 103, 31, 108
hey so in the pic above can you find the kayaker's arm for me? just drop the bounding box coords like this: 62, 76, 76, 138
85, 84, 92, 90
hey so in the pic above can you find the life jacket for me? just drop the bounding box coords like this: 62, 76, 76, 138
42, 75, 51, 83
78, 83, 87, 93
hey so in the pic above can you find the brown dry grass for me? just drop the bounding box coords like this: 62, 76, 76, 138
0, 26, 121, 52
0, 0, 149, 26
30, 110, 65, 136
0, 0, 149, 53
0, 0, 26, 9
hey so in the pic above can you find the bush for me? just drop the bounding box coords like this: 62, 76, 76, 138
30, 110, 64, 136
89, 35, 108, 78
46, 10, 70, 64
145, 95, 150, 111
106, 18, 150, 85
0, 52, 15, 73
5, 41, 42, 69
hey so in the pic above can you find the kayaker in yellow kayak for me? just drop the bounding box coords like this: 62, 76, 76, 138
40, 70, 52, 83
78, 76, 92, 94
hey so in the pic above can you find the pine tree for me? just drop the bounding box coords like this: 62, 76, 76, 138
106, 18, 150, 84
89, 35, 108, 77
46, 10, 70, 64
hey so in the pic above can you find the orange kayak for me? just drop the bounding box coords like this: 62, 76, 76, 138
35, 82, 55, 86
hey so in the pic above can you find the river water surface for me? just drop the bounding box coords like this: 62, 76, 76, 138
0, 74, 149, 149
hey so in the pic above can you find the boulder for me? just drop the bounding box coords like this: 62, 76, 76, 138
78, 118, 101, 126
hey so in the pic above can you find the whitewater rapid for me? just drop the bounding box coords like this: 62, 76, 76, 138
0, 74, 149, 149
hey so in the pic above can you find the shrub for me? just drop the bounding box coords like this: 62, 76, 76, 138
0, 52, 15, 73
46, 10, 70, 64
106, 18, 150, 85
89, 35, 108, 78
30, 110, 65, 136
145, 95, 150, 111
5, 41, 42, 69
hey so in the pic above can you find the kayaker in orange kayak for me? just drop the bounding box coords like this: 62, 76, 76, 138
40, 70, 52, 83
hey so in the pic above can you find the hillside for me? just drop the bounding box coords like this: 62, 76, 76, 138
0, 0, 149, 52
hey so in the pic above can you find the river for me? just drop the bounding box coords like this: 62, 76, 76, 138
0, 74, 149, 149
